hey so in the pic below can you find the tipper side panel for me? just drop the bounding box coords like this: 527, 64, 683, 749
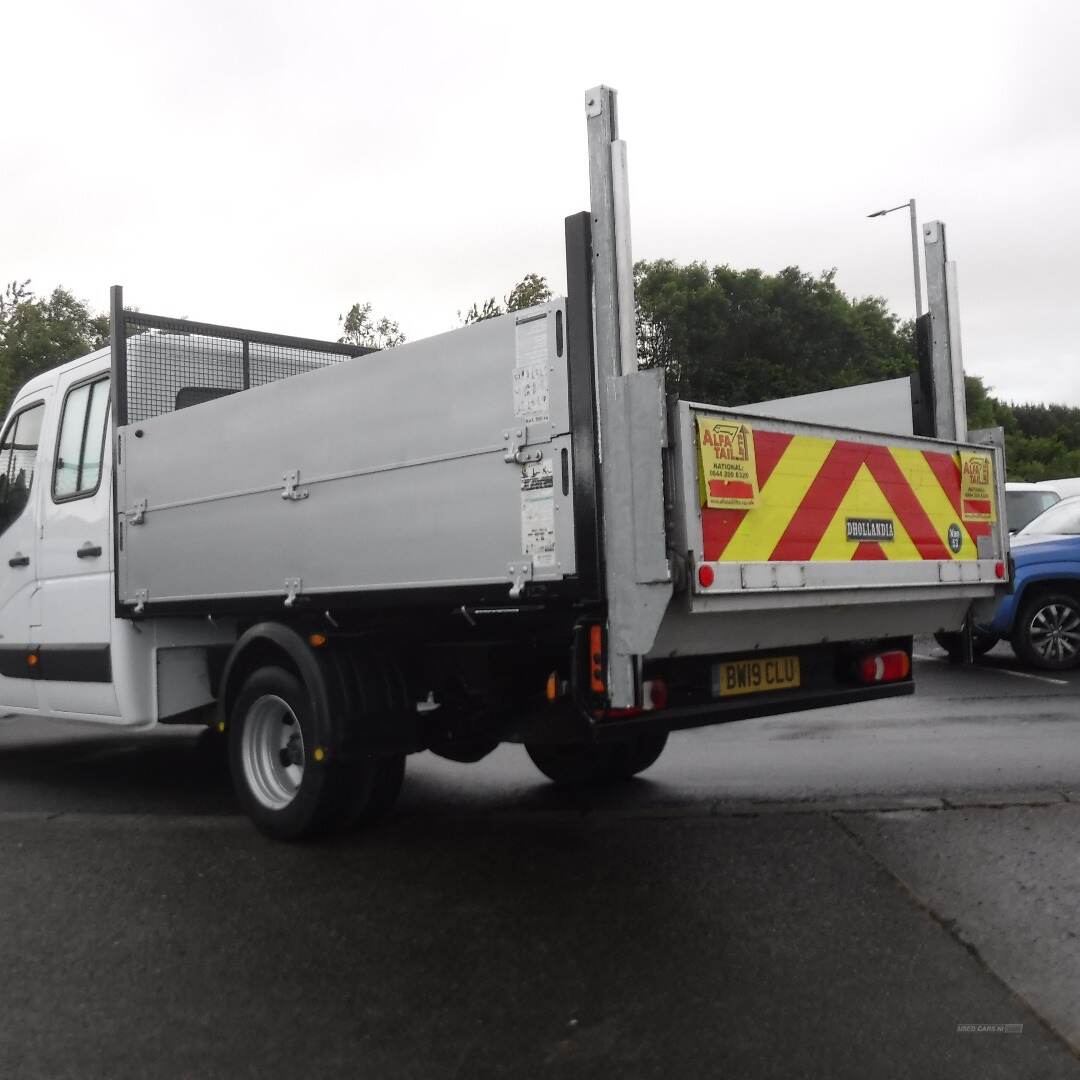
113, 303, 578, 614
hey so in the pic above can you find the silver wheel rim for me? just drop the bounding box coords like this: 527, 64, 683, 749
241, 694, 305, 810
1028, 603, 1080, 663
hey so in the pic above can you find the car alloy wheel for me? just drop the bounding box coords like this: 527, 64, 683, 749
1027, 601, 1080, 665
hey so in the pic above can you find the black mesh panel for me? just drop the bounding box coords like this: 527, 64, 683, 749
114, 312, 371, 425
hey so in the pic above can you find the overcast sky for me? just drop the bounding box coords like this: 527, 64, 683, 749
3, 0, 1077, 405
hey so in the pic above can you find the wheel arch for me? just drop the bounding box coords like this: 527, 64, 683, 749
218, 623, 329, 735
218, 624, 420, 757
1012, 568, 1080, 615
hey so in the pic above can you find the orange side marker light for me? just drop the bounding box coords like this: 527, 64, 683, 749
589, 625, 605, 693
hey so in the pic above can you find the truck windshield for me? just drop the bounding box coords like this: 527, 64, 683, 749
1018, 497, 1080, 537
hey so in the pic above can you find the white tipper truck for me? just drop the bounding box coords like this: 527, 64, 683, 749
0, 88, 1008, 838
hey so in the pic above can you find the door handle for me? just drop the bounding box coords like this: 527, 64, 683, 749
76, 544, 103, 559
7, 553, 29, 568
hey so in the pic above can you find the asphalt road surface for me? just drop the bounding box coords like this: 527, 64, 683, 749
1, 639, 1079, 1078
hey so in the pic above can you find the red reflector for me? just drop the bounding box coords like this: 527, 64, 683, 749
858, 651, 911, 684
698, 564, 715, 588
995, 561, 1006, 579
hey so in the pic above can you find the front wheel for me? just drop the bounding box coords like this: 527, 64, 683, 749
1011, 591, 1080, 670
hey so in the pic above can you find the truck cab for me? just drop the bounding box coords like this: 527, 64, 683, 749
0, 349, 116, 718
0, 347, 231, 727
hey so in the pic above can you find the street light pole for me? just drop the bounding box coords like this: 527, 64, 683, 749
907, 199, 923, 317
868, 199, 923, 318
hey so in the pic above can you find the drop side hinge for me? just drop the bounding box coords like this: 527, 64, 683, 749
503, 427, 543, 465
281, 470, 309, 501
507, 561, 533, 599
283, 578, 303, 607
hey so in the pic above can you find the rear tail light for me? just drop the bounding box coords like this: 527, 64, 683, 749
858, 650, 911, 684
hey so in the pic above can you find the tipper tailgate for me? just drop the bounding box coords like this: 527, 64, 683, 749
672, 401, 1008, 606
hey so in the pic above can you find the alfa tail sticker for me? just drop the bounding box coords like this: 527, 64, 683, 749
959, 451, 995, 522
697, 419, 758, 509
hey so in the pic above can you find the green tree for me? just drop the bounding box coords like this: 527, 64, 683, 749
506, 273, 551, 312
635, 257, 1080, 484
460, 297, 502, 326
635, 260, 916, 405
338, 302, 405, 350
460, 273, 552, 325
995, 399, 1080, 481
0, 282, 108, 418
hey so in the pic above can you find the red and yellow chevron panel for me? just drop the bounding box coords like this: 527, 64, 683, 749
699, 426, 994, 563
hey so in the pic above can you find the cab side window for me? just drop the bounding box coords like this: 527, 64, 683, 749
0, 402, 46, 536
54, 377, 110, 501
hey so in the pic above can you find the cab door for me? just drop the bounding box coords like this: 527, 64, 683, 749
0, 394, 50, 713
35, 369, 119, 718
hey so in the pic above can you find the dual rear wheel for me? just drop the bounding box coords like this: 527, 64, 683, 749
228, 665, 405, 841
228, 661, 672, 836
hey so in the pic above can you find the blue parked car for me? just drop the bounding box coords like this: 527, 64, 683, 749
977, 495, 1080, 669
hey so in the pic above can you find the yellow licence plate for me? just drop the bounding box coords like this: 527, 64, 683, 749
713, 656, 801, 697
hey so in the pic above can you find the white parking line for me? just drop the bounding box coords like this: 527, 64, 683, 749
989, 667, 1069, 686
913, 653, 1069, 686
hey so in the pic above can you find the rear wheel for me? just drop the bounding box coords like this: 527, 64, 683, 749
525, 743, 610, 786
1011, 591, 1080, 670
228, 665, 405, 840
933, 629, 999, 662
526, 732, 669, 787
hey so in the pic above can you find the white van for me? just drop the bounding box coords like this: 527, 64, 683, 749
1038, 477, 1080, 499
1005, 482, 1061, 534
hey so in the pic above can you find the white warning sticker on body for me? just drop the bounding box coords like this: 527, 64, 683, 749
513, 316, 550, 423
521, 459, 556, 569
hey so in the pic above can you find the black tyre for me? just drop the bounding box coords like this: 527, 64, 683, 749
526, 732, 669, 787
525, 742, 613, 787
1011, 591, 1080, 671
933, 629, 999, 662
343, 656, 409, 825
228, 665, 404, 841
606, 733, 669, 780
365, 753, 406, 820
